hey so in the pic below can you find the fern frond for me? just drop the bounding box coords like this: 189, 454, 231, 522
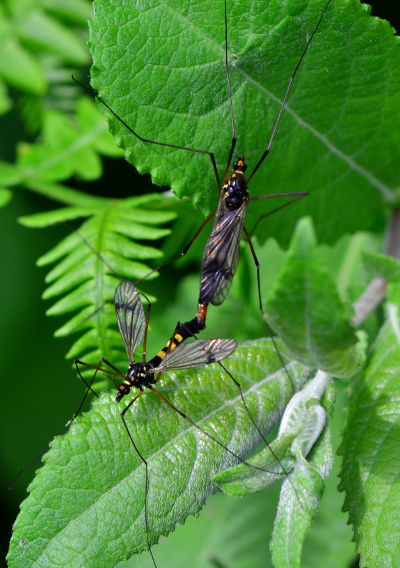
33, 193, 177, 375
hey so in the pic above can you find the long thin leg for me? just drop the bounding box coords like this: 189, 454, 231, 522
151, 387, 284, 477
65, 210, 217, 333
64, 221, 123, 282
247, 0, 333, 183
222, 0, 237, 184
150, 319, 301, 500
242, 226, 295, 396
120, 392, 158, 568
133, 208, 216, 287
72, 75, 221, 194
248, 191, 307, 202
250, 194, 307, 235
74, 358, 124, 384
75, 359, 104, 395
217, 359, 302, 510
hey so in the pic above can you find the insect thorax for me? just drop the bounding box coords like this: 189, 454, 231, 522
224, 155, 249, 210
116, 363, 157, 402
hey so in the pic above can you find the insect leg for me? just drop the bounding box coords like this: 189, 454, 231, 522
120, 391, 158, 568
247, 0, 333, 184
133, 208, 217, 287
74, 358, 124, 385
242, 226, 295, 395
222, 0, 236, 185
216, 359, 302, 510
72, 75, 221, 194
249, 194, 307, 235
150, 387, 283, 476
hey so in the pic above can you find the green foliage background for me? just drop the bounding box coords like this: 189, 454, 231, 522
1, 1, 400, 567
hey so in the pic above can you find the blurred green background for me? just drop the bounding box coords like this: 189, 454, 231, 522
1, 1, 399, 567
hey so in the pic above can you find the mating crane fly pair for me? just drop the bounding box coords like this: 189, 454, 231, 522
10, 0, 333, 567
75, 0, 331, 560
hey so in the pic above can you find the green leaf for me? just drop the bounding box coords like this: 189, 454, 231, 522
215, 371, 335, 568
42, 0, 93, 27
0, 160, 22, 185
214, 432, 297, 496
215, 371, 331, 492
340, 300, 400, 568
89, 0, 400, 246
34, 196, 176, 367
18, 180, 109, 209
7, 339, 313, 568
363, 251, 400, 283
0, 5, 47, 95
301, 379, 356, 567
0, 187, 12, 208
265, 217, 361, 378
270, 375, 335, 568
19, 205, 107, 227
0, 76, 11, 115
15, 98, 123, 186
120, 490, 283, 568
17, 9, 89, 65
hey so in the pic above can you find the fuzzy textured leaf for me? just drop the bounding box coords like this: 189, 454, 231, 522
8, 339, 314, 568
363, 251, 400, 283
215, 372, 335, 568
265, 217, 360, 377
89, 0, 400, 247
340, 301, 400, 568
270, 375, 335, 568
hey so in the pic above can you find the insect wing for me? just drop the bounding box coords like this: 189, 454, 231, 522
114, 280, 145, 363
199, 199, 247, 306
151, 338, 238, 372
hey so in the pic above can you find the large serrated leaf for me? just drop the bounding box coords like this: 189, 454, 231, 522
339, 301, 400, 568
8, 339, 313, 568
265, 217, 360, 377
89, 0, 400, 246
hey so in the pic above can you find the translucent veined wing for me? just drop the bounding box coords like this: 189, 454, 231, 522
150, 339, 237, 372
199, 198, 248, 306
114, 280, 145, 363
